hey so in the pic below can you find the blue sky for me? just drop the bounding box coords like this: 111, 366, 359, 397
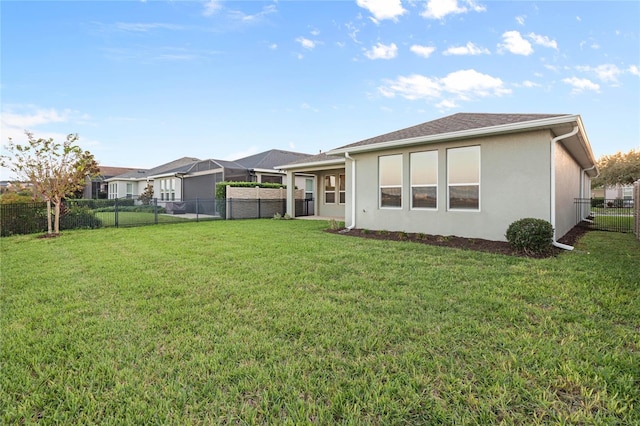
2, 0, 639, 174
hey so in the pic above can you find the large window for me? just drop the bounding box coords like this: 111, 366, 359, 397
324, 175, 336, 204
126, 183, 133, 199
447, 146, 480, 210
379, 154, 402, 208
411, 151, 437, 209
160, 178, 176, 201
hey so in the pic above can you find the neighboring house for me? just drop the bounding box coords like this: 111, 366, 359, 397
105, 157, 200, 201
280, 113, 598, 245
83, 166, 138, 199
105, 149, 313, 205
603, 184, 634, 201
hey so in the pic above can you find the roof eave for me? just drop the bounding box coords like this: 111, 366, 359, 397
327, 114, 583, 156
277, 158, 345, 171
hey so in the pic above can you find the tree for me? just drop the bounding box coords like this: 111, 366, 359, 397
138, 183, 154, 205
1, 131, 100, 235
591, 148, 640, 188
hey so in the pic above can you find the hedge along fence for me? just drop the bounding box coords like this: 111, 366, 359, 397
0, 202, 48, 236
634, 180, 640, 240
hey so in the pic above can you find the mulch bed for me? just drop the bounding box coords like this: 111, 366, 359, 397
325, 224, 591, 258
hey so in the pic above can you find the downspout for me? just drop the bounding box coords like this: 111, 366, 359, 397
550, 126, 579, 250
580, 165, 599, 223
345, 152, 356, 230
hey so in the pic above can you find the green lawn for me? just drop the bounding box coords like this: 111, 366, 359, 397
1, 220, 639, 424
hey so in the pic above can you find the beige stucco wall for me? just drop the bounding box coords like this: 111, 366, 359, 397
346, 130, 555, 241
554, 142, 582, 238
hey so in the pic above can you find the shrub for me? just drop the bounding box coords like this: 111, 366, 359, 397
327, 218, 340, 230
0, 202, 47, 236
506, 218, 554, 255
60, 206, 103, 230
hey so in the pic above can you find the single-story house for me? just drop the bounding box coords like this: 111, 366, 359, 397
280, 113, 598, 247
82, 166, 138, 199
105, 149, 313, 205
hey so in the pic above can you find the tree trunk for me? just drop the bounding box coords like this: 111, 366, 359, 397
53, 199, 61, 234
46, 199, 53, 235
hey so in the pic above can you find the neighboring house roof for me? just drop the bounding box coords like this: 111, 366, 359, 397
97, 166, 138, 179
108, 157, 200, 181
234, 149, 311, 170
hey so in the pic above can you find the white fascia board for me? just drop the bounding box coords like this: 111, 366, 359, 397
276, 158, 345, 171
148, 172, 183, 179
253, 168, 285, 174
327, 115, 583, 155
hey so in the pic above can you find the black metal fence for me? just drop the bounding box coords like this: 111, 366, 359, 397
574, 198, 635, 233
1, 197, 314, 236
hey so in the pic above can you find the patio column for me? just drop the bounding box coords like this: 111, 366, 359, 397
286, 170, 296, 218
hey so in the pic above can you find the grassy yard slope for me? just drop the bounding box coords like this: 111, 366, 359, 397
1, 220, 639, 424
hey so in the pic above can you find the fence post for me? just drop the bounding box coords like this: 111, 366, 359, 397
196, 197, 199, 222
258, 198, 261, 218
154, 198, 158, 224
115, 197, 119, 228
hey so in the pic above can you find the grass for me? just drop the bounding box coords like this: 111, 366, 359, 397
1, 220, 639, 424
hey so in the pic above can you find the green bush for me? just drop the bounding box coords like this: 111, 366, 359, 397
93, 205, 165, 214
0, 202, 47, 236
60, 206, 103, 230
505, 218, 554, 255
215, 181, 287, 200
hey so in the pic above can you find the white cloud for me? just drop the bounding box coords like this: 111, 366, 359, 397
562, 77, 600, 94
498, 31, 533, 56
268, 43, 278, 50
436, 99, 458, 111
522, 80, 541, 88
516, 15, 526, 25
629, 65, 640, 76
227, 4, 277, 23
410, 44, 436, 58
528, 33, 558, 49
577, 64, 625, 84
441, 69, 511, 98
115, 22, 182, 32
443, 41, 490, 56
202, 0, 222, 17
364, 42, 398, 60
356, 0, 406, 22
296, 37, 316, 50
378, 69, 510, 104
421, 0, 486, 20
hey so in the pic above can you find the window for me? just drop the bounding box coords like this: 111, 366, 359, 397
305, 178, 314, 200
324, 175, 336, 204
447, 146, 480, 210
108, 183, 117, 199
339, 174, 346, 204
411, 151, 437, 209
159, 178, 176, 201
126, 183, 133, 199
379, 154, 402, 208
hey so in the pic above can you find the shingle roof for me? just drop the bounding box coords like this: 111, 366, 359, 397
281, 152, 344, 167
111, 157, 200, 179
335, 113, 571, 150
234, 149, 311, 170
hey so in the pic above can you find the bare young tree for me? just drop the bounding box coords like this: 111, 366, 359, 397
1, 131, 100, 235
